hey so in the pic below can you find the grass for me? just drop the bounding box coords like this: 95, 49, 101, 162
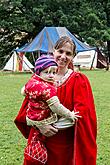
0, 70, 110, 165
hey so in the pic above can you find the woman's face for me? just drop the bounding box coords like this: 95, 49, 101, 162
53, 42, 73, 68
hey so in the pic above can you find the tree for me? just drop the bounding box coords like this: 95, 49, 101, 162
0, 0, 47, 67
0, 0, 110, 68
77, 0, 110, 63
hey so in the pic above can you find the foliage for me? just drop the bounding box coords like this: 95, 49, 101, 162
0, 0, 110, 66
0, 70, 110, 164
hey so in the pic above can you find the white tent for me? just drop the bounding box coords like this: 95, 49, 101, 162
3, 51, 34, 72
73, 50, 106, 69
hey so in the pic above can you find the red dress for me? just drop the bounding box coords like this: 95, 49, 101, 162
14, 71, 97, 165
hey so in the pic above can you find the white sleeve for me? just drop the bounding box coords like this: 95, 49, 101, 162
47, 96, 75, 121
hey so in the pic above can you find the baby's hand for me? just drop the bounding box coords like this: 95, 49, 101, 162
21, 86, 26, 96
70, 111, 82, 121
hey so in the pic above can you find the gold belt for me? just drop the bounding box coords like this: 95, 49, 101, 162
26, 113, 58, 127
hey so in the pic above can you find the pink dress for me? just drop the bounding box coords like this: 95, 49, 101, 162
24, 74, 57, 121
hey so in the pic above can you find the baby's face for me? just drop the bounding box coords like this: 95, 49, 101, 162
40, 66, 58, 83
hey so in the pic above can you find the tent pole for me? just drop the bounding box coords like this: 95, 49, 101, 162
17, 53, 34, 73
32, 52, 36, 63
38, 50, 41, 58
13, 52, 15, 72
90, 50, 97, 70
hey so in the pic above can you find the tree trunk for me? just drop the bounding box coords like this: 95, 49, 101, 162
107, 41, 110, 63
105, 41, 110, 71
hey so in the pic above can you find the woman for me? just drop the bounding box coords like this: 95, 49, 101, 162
14, 36, 97, 165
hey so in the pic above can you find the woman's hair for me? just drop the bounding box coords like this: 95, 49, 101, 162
54, 36, 76, 56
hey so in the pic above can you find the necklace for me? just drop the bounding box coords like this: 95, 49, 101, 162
55, 69, 72, 86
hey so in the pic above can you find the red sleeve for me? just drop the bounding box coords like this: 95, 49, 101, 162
14, 97, 31, 139
24, 79, 44, 100
73, 73, 97, 165
24, 80, 35, 96
41, 84, 57, 101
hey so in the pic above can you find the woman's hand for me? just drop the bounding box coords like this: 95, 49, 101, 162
38, 125, 58, 137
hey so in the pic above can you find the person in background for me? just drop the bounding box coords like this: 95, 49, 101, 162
14, 36, 97, 165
